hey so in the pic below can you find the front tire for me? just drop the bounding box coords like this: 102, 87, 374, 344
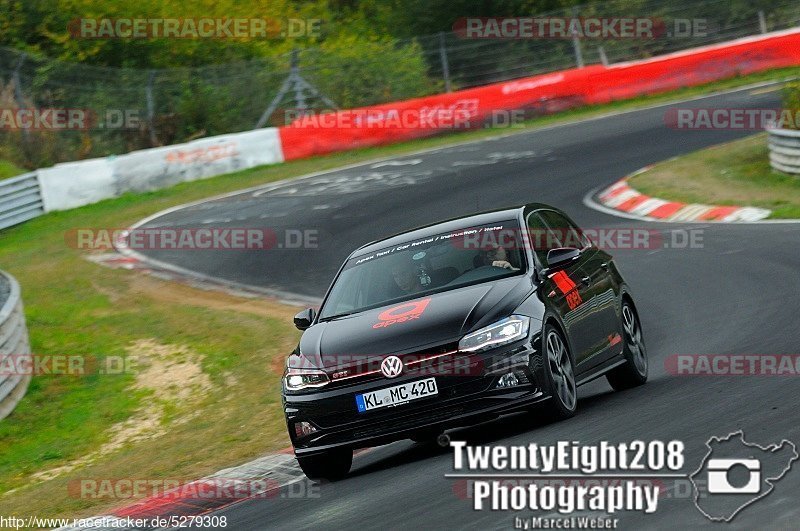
606, 300, 648, 391
297, 447, 352, 481
542, 325, 577, 420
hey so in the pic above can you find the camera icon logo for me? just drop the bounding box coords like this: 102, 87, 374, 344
690, 431, 797, 522
706, 458, 760, 494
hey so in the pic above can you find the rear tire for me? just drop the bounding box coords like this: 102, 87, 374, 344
297, 447, 352, 481
542, 324, 577, 420
606, 300, 648, 391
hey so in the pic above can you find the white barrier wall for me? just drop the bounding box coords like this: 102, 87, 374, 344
37, 159, 116, 211
38, 127, 284, 212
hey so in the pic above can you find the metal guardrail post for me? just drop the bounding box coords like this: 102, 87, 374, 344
598, 46, 609, 67
11, 53, 32, 154
146, 70, 158, 146
0, 270, 32, 421
570, 7, 584, 68
254, 49, 338, 128
439, 32, 452, 93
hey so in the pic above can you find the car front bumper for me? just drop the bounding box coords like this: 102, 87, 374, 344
283, 333, 548, 456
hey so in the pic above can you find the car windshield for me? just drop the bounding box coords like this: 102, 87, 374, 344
319, 220, 527, 320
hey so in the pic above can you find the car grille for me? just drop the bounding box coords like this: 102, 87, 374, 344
351, 406, 465, 439
326, 342, 462, 388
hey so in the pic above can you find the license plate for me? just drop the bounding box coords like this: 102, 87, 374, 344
355, 378, 438, 413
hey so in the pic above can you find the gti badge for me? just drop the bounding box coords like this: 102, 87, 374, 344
380, 355, 403, 378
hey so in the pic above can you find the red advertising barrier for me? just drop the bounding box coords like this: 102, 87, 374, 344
584, 30, 800, 104
278, 29, 800, 161
278, 66, 602, 160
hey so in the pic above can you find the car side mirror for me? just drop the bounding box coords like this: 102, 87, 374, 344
293, 308, 316, 330
541, 247, 581, 278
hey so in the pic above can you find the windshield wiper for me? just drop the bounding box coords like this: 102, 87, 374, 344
318, 311, 360, 322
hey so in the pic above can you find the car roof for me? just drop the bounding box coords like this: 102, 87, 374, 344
350, 203, 552, 258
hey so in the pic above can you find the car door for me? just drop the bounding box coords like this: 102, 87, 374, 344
544, 209, 621, 365
536, 209, 620, 368
527, 211, 596, 368
577, 245, 622, 365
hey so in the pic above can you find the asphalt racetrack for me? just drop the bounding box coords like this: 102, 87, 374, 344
135, 86, 800, 529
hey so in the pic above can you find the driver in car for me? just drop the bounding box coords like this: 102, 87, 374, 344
477, 243, 519, 271
391, 262, 425, 294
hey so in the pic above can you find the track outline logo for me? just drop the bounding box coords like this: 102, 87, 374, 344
689, 430, 798, 522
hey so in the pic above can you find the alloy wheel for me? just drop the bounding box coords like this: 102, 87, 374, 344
546, 330, 576, 410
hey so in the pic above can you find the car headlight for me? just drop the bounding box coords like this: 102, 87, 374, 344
284, 368, 330, 391
458, 315, 530, 352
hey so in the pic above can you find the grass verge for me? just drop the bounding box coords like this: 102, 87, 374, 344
0, 160, 25, 180
628, 133, 800, 219
0, 67, 798, 519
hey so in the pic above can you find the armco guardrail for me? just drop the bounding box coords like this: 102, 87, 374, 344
768, 127, 800, 174
0, 270, 32, 420
0, 172, 44, 231
0, 127, 284, 231
36, 127, 283, 212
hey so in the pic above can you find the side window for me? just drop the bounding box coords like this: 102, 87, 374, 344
537, 210, 588, 250
327, 267, 366, 314
526, 212, 556, 266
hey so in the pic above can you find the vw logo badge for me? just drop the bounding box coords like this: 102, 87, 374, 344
381, 355, 403, 378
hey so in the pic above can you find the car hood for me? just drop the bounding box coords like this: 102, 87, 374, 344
299, 276, 532, 369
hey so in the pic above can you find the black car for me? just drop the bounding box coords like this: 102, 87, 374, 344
283, 204, 648, 480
